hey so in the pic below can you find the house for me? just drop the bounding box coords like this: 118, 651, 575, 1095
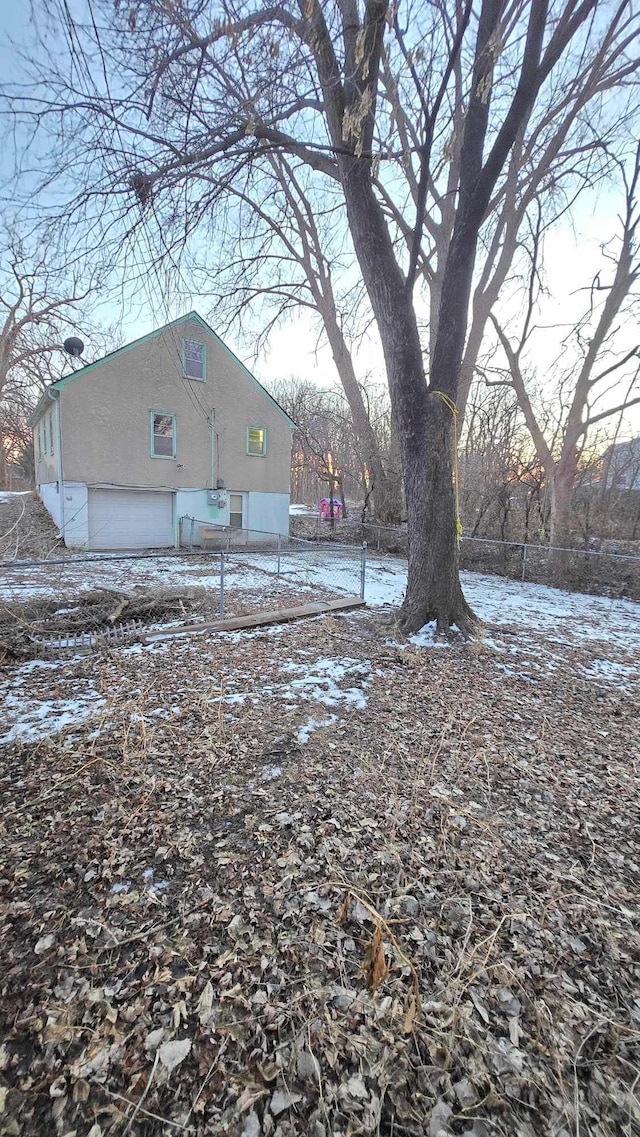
31, 312, 294, 550
599, 437, 640, 491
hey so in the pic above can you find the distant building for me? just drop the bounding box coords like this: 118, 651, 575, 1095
600, 438, 640, 490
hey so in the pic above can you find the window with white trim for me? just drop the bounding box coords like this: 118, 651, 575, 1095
183, 338, 206, 381
246, 426, 266, 456
151, 412, 176, 458
229, 494, 243, 529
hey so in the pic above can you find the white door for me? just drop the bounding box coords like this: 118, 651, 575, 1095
88, 489, 174, 550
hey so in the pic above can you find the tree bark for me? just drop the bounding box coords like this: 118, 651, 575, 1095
549, 457, 576, 549
401, 394, 475, 633
336, 160, 474, 633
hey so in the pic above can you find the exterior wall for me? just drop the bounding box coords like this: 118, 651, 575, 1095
34, 398, 60, 487
56, 317, 292, 494
247, 491, 289, 536
39, 481, 63, 529
175, 488, 229, 530
176, 487, 289, 546
62, 483, 89, 548
37, 481, 89, 548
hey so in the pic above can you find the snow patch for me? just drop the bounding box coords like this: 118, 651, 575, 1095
1, 690, 106, 745
297, 714, 338, 743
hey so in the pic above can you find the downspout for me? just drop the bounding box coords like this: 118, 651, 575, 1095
46, 387, 65, 543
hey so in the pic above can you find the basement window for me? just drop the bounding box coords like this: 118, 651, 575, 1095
246, 426, 266, 456
183, 338, 206, 381
151, 411, 176, 458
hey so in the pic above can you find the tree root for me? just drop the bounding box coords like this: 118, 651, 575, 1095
397, 595, 481, 638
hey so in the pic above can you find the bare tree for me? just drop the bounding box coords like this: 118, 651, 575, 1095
379, 3, 640, 423
191, 155, 403, 521
5, 1, 639, 629
269, 377, 367, 510
0, 232, 117, 488
489, 144, 640, 547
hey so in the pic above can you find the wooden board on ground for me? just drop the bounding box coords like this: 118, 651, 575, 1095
142, 596, 366, 643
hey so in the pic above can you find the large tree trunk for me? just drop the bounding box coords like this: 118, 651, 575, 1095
400, 392, 475, 633
336, 162, 475, 633
549, 459, 576, 549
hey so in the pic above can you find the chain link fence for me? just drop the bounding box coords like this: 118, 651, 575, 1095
0, 531, 366, 660
290, 514, 640, 600
178, 517, 366, 607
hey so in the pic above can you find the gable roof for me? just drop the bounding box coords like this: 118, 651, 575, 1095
30, 311, 295, 428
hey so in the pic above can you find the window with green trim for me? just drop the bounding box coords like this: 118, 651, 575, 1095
151, 411, 176, 458
49, 410, 54, 454
183, 338, 206, 381
246, 426, 266, 456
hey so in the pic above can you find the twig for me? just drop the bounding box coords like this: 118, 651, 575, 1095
122, 1048, 159, 1135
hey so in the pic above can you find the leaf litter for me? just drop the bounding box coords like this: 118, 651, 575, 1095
0, 602, 638, 1135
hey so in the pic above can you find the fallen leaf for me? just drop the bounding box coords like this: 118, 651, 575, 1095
197, 980, 214, 1022
297, 1049, 320, 1081
34, 933, 55, 955
270, 1089, 302, 1115
158, 1038, 191, 1073
429, 1098, 453, 1136
337, 892, 350, 925
144, 1028, 164, 1054
363, 926, 389, 993
346, 1074, 368, 1100
237, 1084, 269, 1113
403, 992, 417, 1034
241, 1112, 261, 1137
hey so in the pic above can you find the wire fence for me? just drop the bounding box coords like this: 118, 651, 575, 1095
289, 514, 640, 600
0, 529, 366, 659
179, 516, 366, 606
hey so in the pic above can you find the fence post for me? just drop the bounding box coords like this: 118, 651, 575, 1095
360, 542, 367, 600
189, 517, 194, 549
277, 533, 282, 576
521, 543, 528, 582
219, 552, 225, 619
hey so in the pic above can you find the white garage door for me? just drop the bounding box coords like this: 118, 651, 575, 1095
88, 489, 174, 550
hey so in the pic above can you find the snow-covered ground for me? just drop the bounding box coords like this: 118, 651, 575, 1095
0, 547, 364, 602
1, 551, 637, 746
2, 546, 638, 642
289, 503, 315, 516
360, 556, 640, 653
2, 547, 638, 652
0, 491, 31, 503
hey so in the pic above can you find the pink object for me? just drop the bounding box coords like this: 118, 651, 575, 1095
319, 498, 343, 520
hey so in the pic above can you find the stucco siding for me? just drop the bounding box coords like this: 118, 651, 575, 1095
247, 491, 290, 536
34, 399, 60, 486
58, 318, 291, 493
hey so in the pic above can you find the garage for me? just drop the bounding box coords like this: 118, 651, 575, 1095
88, 489, 175, 550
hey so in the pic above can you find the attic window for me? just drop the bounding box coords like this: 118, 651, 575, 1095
183, 338, 206, 381
151, 411, 176, 458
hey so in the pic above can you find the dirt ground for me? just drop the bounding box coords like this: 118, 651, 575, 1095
1, 604, 639, 1137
